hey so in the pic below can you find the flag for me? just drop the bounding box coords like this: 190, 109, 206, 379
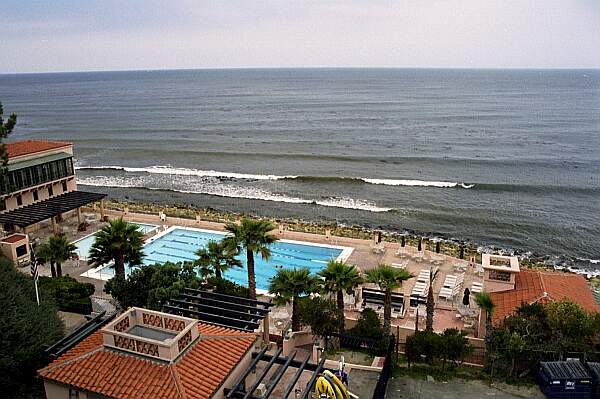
30, 243, 39, 282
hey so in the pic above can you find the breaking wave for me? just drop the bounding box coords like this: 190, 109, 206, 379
75, 165, 296, 180
77, 176, 392, 213
75, 164, 473, 188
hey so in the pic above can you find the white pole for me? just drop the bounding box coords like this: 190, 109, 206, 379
28, 235, 40, 306
34, 277, 40, 306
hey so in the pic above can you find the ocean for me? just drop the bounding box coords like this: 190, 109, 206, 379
1, 68, 599, 268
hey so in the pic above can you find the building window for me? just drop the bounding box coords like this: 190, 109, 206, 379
16, 195, 23, 206
48, 186, 54, 197
2, 156, 75, 194
489, 270, 511, 282
62, 181, 68, 192
69, 389, 80, 399
16, 244, 27, 258
33, 190, 39, 201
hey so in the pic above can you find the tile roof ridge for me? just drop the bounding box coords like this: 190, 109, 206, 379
200, 334, 256, 340
530, 291, 552, 305
169, 364, 187, 399
538, 270, 548, 294
39, 345, 104, 376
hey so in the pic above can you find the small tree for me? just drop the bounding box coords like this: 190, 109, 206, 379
195, 240, 241, 280
0, 102, 17, 186
545, 301, 594, 353
89, 218, 145, 280
405, 330, 441, 367
36, 234, 77, 277
439, 328, 472, 368
475, 291, 495, 346
347, 308, 383, 340
296, 296, 339, 338
318, 260, 362, 334
268, 268, 318, 332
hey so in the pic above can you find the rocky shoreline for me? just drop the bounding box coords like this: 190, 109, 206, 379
98, 199, 600, 290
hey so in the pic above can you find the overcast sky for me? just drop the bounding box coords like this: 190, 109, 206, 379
1, 0, 599, 73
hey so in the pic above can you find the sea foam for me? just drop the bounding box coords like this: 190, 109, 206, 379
77, 176, 391, 213
75, 164, 473, 188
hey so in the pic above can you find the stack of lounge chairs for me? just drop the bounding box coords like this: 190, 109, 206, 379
438, 273, 465, 300
410, 269, 431, 307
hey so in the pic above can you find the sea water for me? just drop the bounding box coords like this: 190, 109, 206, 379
1, 68, 598, 267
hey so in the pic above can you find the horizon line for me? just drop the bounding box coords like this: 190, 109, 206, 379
2, 65, 600, 76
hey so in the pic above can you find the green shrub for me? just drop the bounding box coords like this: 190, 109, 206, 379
440, 328, 473, 366
406, 330, 442, 365
206, 276, 249, 298
38, 276, 95, 314
296, 296, 339, 337
347, 308, 383, 340
0, 256, 64, 397
105, 262, 202, 310
406, 329, 473, 368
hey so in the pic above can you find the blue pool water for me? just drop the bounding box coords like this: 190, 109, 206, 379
95, 227, 346, 290
73, 222, 158, 260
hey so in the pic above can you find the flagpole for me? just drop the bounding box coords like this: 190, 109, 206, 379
34, 274, 40, 306
29, 239, 40, 306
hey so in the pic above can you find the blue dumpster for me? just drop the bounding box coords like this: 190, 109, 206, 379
538, 361, 593, 399
588, 363, 600, 399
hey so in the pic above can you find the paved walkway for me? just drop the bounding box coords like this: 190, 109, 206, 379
348, 369, 379, 398
58, 311, 87, 334
387, 377, 545, 399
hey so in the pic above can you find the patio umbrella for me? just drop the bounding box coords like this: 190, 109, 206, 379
459, 244, 465, 259
435, 241, 441, 253
463, 287, 470, 307
417, 238, 422, 252
401, 235, 405, 247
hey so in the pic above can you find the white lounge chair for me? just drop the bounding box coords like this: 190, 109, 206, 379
392, 261, 408, 269
395, 246, 408, 258
416, 269, 430, 283
439, 287, 454, 300
471, 282, 483, 294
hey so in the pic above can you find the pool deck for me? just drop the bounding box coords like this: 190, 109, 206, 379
24, 208, 485, 337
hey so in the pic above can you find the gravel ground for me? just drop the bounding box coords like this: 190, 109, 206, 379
387, 376, 545, 399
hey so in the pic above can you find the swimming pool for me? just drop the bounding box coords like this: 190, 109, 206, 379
84, 226, 353, 291
73, 222, 158, 260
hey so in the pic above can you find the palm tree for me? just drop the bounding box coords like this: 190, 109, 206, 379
224, 218, 278, 300
195, 240, 242, 280
88, 218, 145, 280
37, 234, 77, 277
425, 268, 440, 332
475, 291, 496, 346
318, 260, 363, 334
366, 264, 413, 337
269, 268, 318, 332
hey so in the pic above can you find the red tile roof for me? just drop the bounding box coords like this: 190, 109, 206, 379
1, 233, 27, 243
5, 140, 71, 158
490, 269, 600, 324
39, 324, 256, 399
